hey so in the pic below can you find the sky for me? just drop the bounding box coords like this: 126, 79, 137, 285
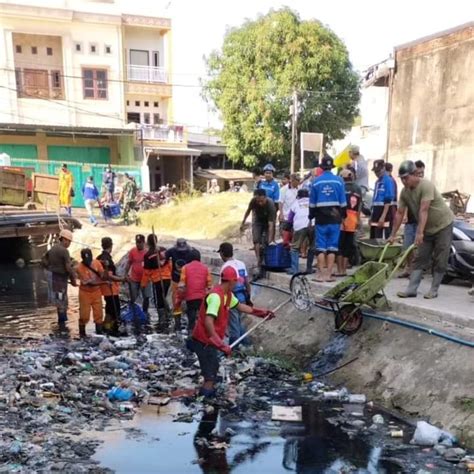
122, 0, 473, 130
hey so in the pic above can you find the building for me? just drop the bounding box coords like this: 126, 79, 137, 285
0, 0, 198, 201
387, 22, 474, 197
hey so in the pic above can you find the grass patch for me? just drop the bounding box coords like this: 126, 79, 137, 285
455, 397, 474, 413
139, 192, 251, 240
256, 350, 300, 372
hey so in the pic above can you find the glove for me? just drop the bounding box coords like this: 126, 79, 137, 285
251, 307, 276, 320
209, 334, 231, 356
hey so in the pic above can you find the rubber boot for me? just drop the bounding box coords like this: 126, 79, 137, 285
79, 324, 87, 338
95, 323, 104, 335
287, 250, 299, 275
397, 269, 423, 298
57, 311, 68, 332
424, 272, 444, 299
306, 248, 315, 274
156, 309, 167, 333
174, 315, 182, 332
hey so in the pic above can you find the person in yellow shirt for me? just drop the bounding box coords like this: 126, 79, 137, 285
58, 163, 74, 216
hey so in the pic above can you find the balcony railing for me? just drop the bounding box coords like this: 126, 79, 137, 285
127, 65, 169, 84
141, 124, 185, 143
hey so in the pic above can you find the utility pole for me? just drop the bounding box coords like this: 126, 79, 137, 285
290, 90, 297, 174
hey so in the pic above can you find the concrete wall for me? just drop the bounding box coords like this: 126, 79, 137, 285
388, 25, 474, 196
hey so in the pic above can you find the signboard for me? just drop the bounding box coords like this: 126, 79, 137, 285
300, 132, 323, 173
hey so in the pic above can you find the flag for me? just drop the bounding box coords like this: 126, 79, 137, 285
334, 145, 352, 168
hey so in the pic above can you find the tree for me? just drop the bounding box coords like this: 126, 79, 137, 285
203, 8, 360, 169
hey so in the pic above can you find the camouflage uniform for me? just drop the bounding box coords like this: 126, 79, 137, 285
122, 179, 138, 225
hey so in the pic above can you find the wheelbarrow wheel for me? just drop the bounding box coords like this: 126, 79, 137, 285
290, 273, 312, 312
335, 304, 363, 335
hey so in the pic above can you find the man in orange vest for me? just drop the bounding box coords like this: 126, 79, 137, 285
76, 248, 105, 337
190, 266, 275, 398
177, 249, 212, 334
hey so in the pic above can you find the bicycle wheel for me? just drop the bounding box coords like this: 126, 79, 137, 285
290, 273, 312, 312
335, 304, 363, 335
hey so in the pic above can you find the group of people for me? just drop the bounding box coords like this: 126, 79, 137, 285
42, 232, 274, 397
240, 147, 454, 299
58, 164, 139, 225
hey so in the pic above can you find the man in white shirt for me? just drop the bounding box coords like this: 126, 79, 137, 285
279, 173, 301, 246
349, 145, 368, 191
217, 242, 252, 347
287, 188, 315, 275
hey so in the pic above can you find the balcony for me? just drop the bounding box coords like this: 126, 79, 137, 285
141, 124, 185, 143
127, 65, 169, 84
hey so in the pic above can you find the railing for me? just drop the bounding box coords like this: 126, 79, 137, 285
141, 124, 185, 143
127, 65, 168, 84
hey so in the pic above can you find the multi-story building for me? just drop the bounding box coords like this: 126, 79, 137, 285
0, 0, 199, 196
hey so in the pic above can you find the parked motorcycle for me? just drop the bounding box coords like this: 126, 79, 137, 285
443, 219, 474, 284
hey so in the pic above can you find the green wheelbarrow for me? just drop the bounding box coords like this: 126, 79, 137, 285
290, 243, 415, 335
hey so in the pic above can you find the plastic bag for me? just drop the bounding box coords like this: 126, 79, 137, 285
411, 421, 442, 446
107, 387, 134, 402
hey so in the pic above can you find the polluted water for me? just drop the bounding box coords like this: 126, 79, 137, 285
0, 264, 472, 473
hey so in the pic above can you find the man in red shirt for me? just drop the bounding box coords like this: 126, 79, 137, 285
125, 234, 150, 315
177, 249, 212, 333
190, 266, 275, 397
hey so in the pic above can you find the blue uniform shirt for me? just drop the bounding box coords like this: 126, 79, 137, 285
82, 182, 99, 200
257, 179, 280, 202
372, 173, 395, 207
309, 171, 347, 225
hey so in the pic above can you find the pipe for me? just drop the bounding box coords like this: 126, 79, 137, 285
248, 278, 474, 349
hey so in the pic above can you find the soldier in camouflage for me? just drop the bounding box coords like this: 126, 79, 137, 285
121, 173, 138, 225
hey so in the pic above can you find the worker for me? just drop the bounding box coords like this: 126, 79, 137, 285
97, 237, 126, 335
309, 156, 347, 282
121, 173, 138, 225
102, 165, 115, 203
82, 176, 100, 226
279, 173, 301, 247
76, 248, 105, 337
165, 238, 195, 331
42, 229, 77, 331
257, 163, 280, 207
178, 249, 212, 334
336, 169, 362, 276
218, 242, 252, 347
349, 145, 368, 191
389, 160, 454, 299
240, 189, 276, 279
124, 234, 150, 316
370, 159, 395, 239
142, 234, 172, 332
287, 188, 314, 275
190, 266, 275, 398
58, 163, 74, 216
385, 162, 398, 238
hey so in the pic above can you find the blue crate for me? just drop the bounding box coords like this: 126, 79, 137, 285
264, 243, 291, 270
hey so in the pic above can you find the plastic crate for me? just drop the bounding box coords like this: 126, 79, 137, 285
102, 202, 121, 218
264, 243, 291, 270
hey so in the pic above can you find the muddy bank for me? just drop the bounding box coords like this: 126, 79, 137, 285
243, 282, 474, 448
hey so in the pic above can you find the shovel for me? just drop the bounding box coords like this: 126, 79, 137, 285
229, 297, 291, 349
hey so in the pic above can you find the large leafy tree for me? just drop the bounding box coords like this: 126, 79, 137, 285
204, 8, 360, 168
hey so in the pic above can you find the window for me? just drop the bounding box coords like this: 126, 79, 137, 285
153, 101, 159, 108
75, 42, 82, 52
51, 71, 61, 89
126, 100, 130, 106
31, 46, 38, 54
23, 69, 49, 97
15, 45, 22, 54
143, 113, 150, 124
152, 51, 159, 67
105, 45, 112, 54
127, 112, 140, 124
130, 49, 149, 66
134, 100, 140, 107
83, 68, 108, 99
47, 47, 53, 56
153, 113, 161, 125
90, 43, 97, 54
144, 101, 149, 107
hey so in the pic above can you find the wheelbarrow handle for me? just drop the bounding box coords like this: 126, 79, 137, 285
229, 297, 291, 349
378, 243, 391, 263
387, 244, 417, 281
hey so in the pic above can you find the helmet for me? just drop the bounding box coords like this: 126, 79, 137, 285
263, 163, 276, 173
372, 159, 385, 173
398, 160, 416, 178
320, 156, 334, 170
59, 229, 73, 241
340, 169, 353, 180
221, 266, 238, 282
349, 145, 360, 154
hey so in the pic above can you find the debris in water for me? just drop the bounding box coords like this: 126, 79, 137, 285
271, 405, 303, 422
